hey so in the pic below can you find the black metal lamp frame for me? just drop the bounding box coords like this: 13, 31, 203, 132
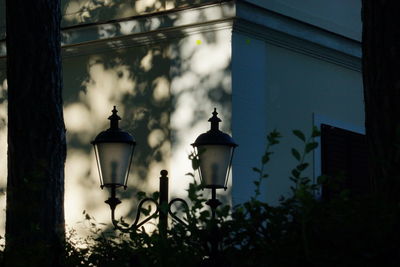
104, 170, 190, 233
95, 107, 236, 266
92, 106, 136, 189
104, 169, 225, 266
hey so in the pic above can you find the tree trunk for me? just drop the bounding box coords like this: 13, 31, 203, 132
5, 0, 66, 266
362, 1, 400, 199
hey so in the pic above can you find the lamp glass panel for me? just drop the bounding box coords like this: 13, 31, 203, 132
198, 145, 233, 188
95, 142, 134, 187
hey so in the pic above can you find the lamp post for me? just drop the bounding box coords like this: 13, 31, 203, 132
92, 106, 135, 191
191, 108, 237, 265
91, 106, 237, 251
92, 106, 188, 233
192, 108, 237, 219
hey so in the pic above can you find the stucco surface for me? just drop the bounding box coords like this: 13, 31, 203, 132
61, 0, 215, 27
232, 31, 363, 204
62, 26, 232, 234
244, 0, 362, 41
0, 24, 232, 237
0, 0, 217, 38
0, 0, 362, 42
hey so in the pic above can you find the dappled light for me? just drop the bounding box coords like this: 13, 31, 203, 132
0, 2, 371, 265
62, 42, 169, 235
63, 0, 136, 25
169, 29, 232, 202
61, 0, 200, 27
0, 0, 235, 240
61, 16, 233, 236
63, 48, 171, 234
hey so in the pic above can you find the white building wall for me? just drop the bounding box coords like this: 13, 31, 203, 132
232, 1, 363, 204
244, 0, 362, 41
231, 32, 268, 203
232, 35, 363, 203
262, 43, 363, 203
0, 2, 235, 237
0, 0, 365, 234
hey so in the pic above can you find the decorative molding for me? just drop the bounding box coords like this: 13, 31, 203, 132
234, 1, 362, 71
61, 1, 235, 57
0, 1, 236, 59
1, 0, 362, 71
62, 19, 233, 58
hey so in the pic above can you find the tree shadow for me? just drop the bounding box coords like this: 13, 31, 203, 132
60, 0, 216, 28
0, 0, 234, 238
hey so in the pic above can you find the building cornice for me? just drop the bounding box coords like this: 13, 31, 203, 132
0, 1, 235, 60
1, 0, 361, 72
234, 1, 361, 71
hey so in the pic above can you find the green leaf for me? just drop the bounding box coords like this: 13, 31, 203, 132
200, 210, 210, 220
152, 191, 160, 200
317, 175, 328, 184
291, 169, 300, 178
140, 207, 150, 216
120, 220, 130, 227
267, 130, 282, 145
312, 126, 321, 137
293, 130, 306, 142
297, 163, 309, 171
291, 148, 301, 161
191, 158, 200, 170
262, 154, 270, 164
136, 191, 146, 200
252, 167, 261, 173
305, 142, 318, 153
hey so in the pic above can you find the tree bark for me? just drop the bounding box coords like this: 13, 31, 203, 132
5, 0, 66, 266
362, 1, 400, 199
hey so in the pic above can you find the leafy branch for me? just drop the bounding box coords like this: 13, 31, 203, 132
252, 129, 282, 198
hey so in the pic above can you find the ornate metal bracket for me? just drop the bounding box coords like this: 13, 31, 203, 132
168, 198, 190, 227
105, 170, 190, 233
104, 170, 225, 266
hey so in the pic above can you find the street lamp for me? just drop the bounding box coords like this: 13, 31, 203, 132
192, 108, 237, 218
92, 106, 136, 190
91, 106, 237, 233
91, 106, 187, 233
190, 108, 237, 265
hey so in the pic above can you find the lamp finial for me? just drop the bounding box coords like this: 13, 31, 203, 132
209, 108, 221, 131
108, 106, 121, 129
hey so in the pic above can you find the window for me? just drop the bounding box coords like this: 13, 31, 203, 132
320, 124, 370, 199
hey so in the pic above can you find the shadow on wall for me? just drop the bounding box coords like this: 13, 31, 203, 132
60, 1, 233, 235
61, 0, 213, 27
63, 45, 172, 230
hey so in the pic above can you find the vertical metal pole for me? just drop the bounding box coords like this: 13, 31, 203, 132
206, 187, 221, 220
105, 184, 121, 211
211, 188, 217, 220
159, 170, 169, 236
210, 187, 218, 265
205, 187, 222, 266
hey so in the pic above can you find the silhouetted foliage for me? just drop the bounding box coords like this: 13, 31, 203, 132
61, 129, 400, 267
